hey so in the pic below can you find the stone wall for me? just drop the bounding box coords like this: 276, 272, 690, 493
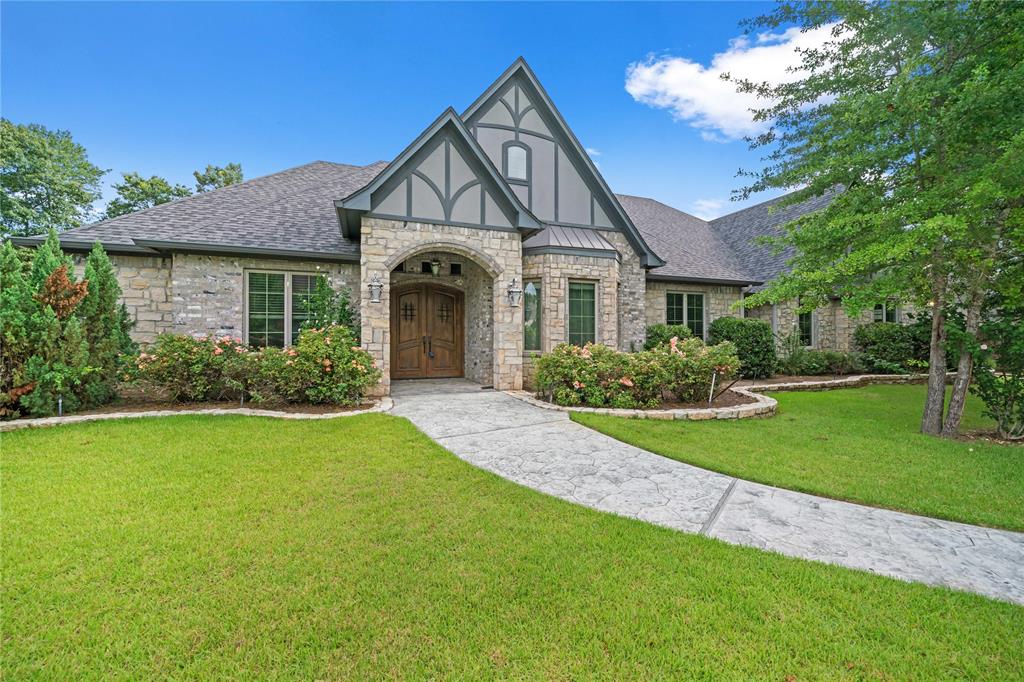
390, 251, 494, 385
604, 231, 646, 352
359, 217, 523, 395
644, 280, 744, 338
72, 253, 174, 345
747, 300, 872, 351
169, 254, 360, 340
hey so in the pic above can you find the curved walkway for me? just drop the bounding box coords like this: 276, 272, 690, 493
391, 379, 1024, 605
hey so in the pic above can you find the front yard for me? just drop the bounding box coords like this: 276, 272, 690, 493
574, 384, 1024, 531
3, 413, 1023, 678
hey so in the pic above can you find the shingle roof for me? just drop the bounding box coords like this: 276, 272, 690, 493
27, 160, 388, 260
616, 194, 758, 284
709, 192, 835, 291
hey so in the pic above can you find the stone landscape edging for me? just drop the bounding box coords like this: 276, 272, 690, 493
742, 372, 943, 393
0, 397, 393, 432
505, 388, 777, 421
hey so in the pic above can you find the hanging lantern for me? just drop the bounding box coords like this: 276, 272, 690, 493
368, 274, 384, 303
507, 278, 523, 307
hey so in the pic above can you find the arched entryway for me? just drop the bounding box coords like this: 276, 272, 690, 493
391, 283, 464, 379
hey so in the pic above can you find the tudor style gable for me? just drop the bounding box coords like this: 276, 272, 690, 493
463, 58, 663, 267
337, 109, 539, 239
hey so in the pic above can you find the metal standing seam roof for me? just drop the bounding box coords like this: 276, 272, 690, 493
522, 224, 618, 258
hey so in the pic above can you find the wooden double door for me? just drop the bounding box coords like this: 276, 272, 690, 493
391, 284, 464, 379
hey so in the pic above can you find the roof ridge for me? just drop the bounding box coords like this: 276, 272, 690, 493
616, 193, 710, 225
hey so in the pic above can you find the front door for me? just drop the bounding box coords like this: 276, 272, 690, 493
391, 284, 463, 379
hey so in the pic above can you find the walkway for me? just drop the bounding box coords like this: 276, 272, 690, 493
391, 379, 1024, 605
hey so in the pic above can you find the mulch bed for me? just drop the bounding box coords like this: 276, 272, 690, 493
648, 390, 758, 410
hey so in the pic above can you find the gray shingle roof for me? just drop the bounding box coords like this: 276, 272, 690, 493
709, 192, 834, 290
616, 194, 758, 284
31, 160, 388, 260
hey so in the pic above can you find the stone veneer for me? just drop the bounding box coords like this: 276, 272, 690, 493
73, 253, 174, 344
644, 280, 744, 337
390, 251, 494, 385
170, 254, 360, 340
748, 301, 873, 351
359, 217, 523, 395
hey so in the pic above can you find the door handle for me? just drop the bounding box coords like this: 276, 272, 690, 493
428, 335, 434, 358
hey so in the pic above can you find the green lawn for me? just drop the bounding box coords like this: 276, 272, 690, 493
3, 414, 1022, 679
574, 384, 1024, 531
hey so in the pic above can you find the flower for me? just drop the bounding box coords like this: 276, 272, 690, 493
234, 346, 246, 353
213, 347, 223, 355
619, 377, 634, 387
573, 380, 586, 389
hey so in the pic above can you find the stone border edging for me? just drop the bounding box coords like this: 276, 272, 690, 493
742, 372, 943, 393
0, 398, 393, 432
505, 388, 777, 421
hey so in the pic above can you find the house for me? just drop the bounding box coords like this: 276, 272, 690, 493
12, 58, 877, 395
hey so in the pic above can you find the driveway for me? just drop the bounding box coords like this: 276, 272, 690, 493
391, 379, 1024, 605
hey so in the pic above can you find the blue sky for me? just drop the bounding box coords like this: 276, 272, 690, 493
2, 1, 809, 220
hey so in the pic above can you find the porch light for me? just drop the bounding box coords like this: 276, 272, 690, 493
368, 274, 383, 303
430, 259, 441, 277
507, 278, 523, 307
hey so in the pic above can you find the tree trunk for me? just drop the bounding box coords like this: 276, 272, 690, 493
942, 280, 985, 437
921, 276, 948, 435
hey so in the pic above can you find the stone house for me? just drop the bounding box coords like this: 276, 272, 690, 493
13, 58, 899, 394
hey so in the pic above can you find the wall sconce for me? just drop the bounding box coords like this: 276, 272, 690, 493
368, 274, 383, 303
507, 278, 523, 307
430, 259, 441, 277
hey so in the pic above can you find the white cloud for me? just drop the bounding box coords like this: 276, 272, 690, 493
585, 147, 601, 169
691, 198, 726, 220
625, 24, 836, 142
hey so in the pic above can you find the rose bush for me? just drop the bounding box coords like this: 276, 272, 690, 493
134, 325, 380, 406
535, 337, 740, 408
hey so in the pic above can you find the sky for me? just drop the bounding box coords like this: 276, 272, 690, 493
1, 1, 817, 221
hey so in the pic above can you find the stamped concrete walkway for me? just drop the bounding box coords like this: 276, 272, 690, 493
392, 379, 1024, 605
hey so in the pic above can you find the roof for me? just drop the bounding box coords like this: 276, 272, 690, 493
14, 160, 388, 261
709, 191, 835, 290
522, 224, 618, 259
617, 194, 759, 285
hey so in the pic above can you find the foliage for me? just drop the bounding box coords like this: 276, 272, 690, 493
852, 322, 934, 373
732, 1, 1024, 435
775, 331, 869, 376
708, 317, 777, 379
0, 118, 105, 238
79, 243, 136, 404
972, 302, 1024, 440
104, 172, 191, 218
193, 163, 243, 193
575, 384, 1021, 531
135, 326, 380, 406
304, 276, 357, 338
643, 323, 692, 350
535, 338, 739, 408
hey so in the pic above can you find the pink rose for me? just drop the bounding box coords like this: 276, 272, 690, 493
619, 377, 634, 387
213, 347, 223, 355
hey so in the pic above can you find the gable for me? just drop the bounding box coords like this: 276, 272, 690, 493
338, 109, 539, 238
463, 59, 663, 267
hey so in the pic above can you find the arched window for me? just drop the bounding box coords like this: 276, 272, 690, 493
504, 143, 529, 181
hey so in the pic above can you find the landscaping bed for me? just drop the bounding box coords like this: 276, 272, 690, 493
3, 414, 1022, 678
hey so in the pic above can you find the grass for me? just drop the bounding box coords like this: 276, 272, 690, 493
574, 384, 1024, 531
3, 414, 1023, 679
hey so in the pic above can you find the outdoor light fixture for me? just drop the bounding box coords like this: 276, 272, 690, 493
507, 278, 523, 307
430, 259, 441, 277
368, 274, 383, 303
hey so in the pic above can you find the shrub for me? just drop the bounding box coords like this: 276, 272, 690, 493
644, 324, 692, 350
971, 304, 1024, 440
708, 317, 777, 379
853, 322, 918, 373
0, 232, 126, 418
535, 338, 739, 408
135, 325, 380, 407
775, 332, 869, 376
304, 276, 358, 340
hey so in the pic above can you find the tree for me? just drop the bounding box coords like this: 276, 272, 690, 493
79, 242, 135, 404
193, 163, 243, 192
734, 0, 1024, 437
104, 172, 191, 218
0, 119, 105, 238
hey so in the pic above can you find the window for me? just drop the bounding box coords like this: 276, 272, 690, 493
798, 310, 814, 347
874, 303, 898, 323
666, 292, 705, 338
504, 143, 529, 181
523, 280, 542, 351
568, 281, 596, 346
247, 271, 325, 348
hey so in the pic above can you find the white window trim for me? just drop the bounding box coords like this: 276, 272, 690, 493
243, 268, 324, 347
666, 291, 707, 340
